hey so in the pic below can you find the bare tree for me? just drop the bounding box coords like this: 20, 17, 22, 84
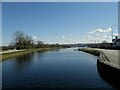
13, 31, 26, 50
12, 31, 45, 49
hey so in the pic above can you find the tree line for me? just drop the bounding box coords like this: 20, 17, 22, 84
1, 31, 71, 50
12, 31, 44, 50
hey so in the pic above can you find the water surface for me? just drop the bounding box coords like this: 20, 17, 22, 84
2, 48, 115, 88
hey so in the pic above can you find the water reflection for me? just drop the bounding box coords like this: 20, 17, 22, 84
97, 59, 120, 89
13, 53, 34, 72
13, 51, 45, 72
14, 53, 33, 65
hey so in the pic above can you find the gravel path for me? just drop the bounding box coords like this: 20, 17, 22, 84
0, 50, 24, 54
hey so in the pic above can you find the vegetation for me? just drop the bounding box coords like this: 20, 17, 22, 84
78, 48, 100, 56
99, 40, 111, 49
1, 48, 54, 61
1, 31, 75, 60
2, 31, 119, 60
12, 31, 44, 50
1, 31, 73, 51
85, 40, 120, 50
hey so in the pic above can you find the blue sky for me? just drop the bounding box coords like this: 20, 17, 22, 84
0, 2, 2, 46
2, 2, 118, 45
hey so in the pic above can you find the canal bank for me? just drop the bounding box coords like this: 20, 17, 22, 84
1, 48, 55, 61
79, 48, 120, 83
78, 48, 100, 56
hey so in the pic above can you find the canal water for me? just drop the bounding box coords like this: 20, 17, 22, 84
2, 48, 117, 89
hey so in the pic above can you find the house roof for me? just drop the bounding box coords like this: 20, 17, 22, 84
116, 39, 120, 42
113, 38, 120, 42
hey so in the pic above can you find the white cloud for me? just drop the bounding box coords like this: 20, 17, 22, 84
46, 31, 116, 44
79, 34, 112, 43
32, 36, 38, 40
98, 34, 112, 43
58, 35, 79, 44
88, 29, 102, 33
104, 28, 112, 32
85, 36, 92, 39
32, 36, 39, 44
88, 27, 112, 33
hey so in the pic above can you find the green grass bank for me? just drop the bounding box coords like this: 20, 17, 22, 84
78, 48, 100, 56
1, 48, 54, 61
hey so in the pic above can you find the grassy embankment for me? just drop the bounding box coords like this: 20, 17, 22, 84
78, 48, 100, 56
1, 48, 54, 61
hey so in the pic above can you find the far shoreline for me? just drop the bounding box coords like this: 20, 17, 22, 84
1, 48, 56, 61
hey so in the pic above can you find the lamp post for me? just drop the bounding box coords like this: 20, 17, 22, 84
111, 25, 116, 43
